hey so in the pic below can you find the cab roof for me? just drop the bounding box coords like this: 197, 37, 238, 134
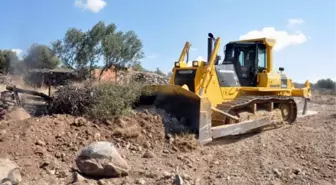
228, 37, 276, 47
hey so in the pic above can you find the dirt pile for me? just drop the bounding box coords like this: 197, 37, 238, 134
0, 108, 198, 184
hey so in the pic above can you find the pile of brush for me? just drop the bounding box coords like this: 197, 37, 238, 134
49, 83, 95, 116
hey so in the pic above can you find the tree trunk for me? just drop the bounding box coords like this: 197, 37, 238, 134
89, 65, 92, 80
115, 70, 117, 83
98, 67, 105, 81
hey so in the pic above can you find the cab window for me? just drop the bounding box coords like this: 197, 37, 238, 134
258, 47, 266, 68
238, 50, 245, 66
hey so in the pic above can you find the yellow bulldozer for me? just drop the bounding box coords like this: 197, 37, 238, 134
137, 33, 312, 145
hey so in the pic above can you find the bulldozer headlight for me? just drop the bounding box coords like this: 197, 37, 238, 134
174, 62, 180, 67
192, 61, 198, 67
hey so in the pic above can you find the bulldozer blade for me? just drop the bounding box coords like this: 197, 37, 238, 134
135, 85, 213, 144
211, 117, 271, 138
199, 96, 213, 145
135, 85, 279, 145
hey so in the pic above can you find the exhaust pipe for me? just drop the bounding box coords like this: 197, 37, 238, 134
207, 33, 214, 63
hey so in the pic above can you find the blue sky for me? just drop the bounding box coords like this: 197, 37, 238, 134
0, 0, 335, 83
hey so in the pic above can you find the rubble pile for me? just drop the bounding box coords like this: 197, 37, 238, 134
117, 71, 169, 85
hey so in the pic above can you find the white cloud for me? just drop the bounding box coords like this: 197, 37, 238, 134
239, 27, 308, 51
11, 49, 23, 56
139, 53, 158, 62
287, 18, 305, 26
190, 47, 198, 52
74, 0, 106, 13
146, 54, 158, 59
196, 56, 205, 61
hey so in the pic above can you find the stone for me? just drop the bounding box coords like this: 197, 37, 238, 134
73, 117, 87, 127
142, 150, 155, 158
173, 175, 184, 185
75, 141, 129, 178
273, 168, 281, 178
97, 179, 109, 185
143, 141, 151, 149
135, 178, 146, 185
36, 140, 46, 146
0, 158, 22, 185
293, 168, 302, 175
162, 171, 171, 179
73, 172, 86, 182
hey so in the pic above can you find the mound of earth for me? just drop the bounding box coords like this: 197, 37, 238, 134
0, 109, 198, 184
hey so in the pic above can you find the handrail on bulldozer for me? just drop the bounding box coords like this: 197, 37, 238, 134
198, 36, 221, 96
177, 42, 191, 65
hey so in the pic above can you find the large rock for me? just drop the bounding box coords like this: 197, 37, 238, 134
5, 107, 31, 121
75, 141, 129, 178
0, 158, 22, 185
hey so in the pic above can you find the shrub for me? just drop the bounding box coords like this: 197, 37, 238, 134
88, 82, 145, 120
49, 81, 149, 120
314, 78, 336, 90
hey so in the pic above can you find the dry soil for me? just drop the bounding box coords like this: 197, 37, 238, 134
0, 93, 335, 185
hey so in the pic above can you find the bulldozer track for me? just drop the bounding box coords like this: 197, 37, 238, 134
213, 95, 298, 125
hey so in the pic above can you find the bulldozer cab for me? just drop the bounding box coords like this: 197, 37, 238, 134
221, 41, 267, 87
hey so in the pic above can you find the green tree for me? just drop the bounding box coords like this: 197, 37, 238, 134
77, 21, 106, 79
24, 44, 60, 69
51, 28, 86, 72
52, 23, 106, 79
52, 21, 144, 81
315, 78, 336, 90
101, 26, 144, 81
0, 50, 22, 74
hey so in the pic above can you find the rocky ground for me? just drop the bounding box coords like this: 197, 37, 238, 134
0, 93, 334, 185
0, 74, 335, 185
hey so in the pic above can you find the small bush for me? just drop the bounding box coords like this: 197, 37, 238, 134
88, 82, 145, 120
49, 81, 149, 120
314, 78, 336, 90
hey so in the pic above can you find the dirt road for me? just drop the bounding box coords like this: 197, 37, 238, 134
0, 94, 335, 185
